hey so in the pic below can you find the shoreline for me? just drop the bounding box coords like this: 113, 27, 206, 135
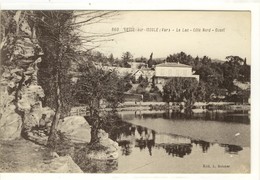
70, 102, 250, 115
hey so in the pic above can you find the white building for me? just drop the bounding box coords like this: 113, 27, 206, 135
154, 62, 199, 84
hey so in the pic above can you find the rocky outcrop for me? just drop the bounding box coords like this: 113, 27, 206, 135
0, 104, 22, 140
35, 156, 83, 173
0, 59, 45, 140
26, 131, 49, 146
0, 11, 53, 140
0, 67, 22, 140
86, 129, 119, 160
57, 116, 91, 143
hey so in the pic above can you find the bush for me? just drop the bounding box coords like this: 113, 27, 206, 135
143, 92, 162, 102
136, 85, 146, 94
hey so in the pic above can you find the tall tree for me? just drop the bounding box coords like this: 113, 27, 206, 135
33, 10, 119, 148
121, 51, 133, 67
222, 55, 245, 93
34, 11, 79, 148
75, 63, 124, 144
108, 53, 115, 65
147, 52, 154, 68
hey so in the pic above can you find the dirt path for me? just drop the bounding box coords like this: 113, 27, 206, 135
0, 139, 51, 172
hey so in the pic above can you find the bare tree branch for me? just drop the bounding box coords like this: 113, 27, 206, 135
70, 11, 117, 26
72, 11, 102, 18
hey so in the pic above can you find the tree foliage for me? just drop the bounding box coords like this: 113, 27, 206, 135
165, 52, 250, 101
120, 51, 132, 68
75, 63, 125, 143
147, 52, 155, 68
163, 77, 205, 108
34, 11, 78, 117
31, 11, 80, 147
32, 10, 119, 147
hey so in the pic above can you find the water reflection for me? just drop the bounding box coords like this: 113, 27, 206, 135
220, 144, 243, 154
111, 121, 245, 158
115, 125, 156, 155
115, 124, 193, 158
118, 140, 132, 156
162, 144, 192, 158
73, 111, 249, 173
191, 140, 212, 153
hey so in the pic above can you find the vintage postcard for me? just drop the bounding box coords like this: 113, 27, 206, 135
0, 6, 258, 179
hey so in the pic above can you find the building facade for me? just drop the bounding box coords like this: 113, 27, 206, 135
154, 62, 199, 84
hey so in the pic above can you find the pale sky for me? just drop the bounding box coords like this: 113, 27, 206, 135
82, 11, 251, 63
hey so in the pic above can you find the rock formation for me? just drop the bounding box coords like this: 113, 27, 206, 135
86, 129, 119, 160
35, 155, 83, 173
0, 11, 54, 140
57, 116, 91, 143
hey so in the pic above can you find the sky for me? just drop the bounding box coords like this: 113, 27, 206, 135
82, 11, 251, 63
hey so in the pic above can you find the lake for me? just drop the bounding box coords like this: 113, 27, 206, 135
76, 110, 250, 173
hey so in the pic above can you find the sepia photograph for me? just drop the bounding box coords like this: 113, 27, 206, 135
0, 9, 253, 174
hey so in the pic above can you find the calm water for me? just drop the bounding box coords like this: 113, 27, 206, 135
75, 110, 250, 173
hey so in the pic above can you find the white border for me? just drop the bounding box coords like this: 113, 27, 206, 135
0, 1, 260, 180
0, 0, 259, 10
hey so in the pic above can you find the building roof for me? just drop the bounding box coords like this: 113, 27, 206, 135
132, 68, 154, 76
156, 62, 191, 68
